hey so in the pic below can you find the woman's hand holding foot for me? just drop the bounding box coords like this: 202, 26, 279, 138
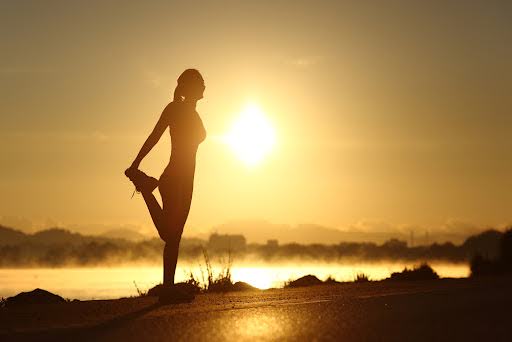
125, 167, 159, 194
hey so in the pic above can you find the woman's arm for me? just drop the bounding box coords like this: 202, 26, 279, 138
129, 105, 172, 169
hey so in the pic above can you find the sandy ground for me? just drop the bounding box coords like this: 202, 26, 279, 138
1, 277, 511, 341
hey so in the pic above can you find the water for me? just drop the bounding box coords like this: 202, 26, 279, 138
0, 261, 469, 300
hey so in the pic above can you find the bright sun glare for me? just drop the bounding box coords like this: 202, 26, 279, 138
224, 103, 276, 166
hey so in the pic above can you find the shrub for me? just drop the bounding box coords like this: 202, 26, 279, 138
500, 229, 512, 271
389, 263, 439, 281
470, 228, 512, 277
354, 273, 370, 283
324, 276, 340, 284
470, 254, 501, 277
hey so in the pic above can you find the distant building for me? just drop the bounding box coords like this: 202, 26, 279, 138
208, 233, 246, 252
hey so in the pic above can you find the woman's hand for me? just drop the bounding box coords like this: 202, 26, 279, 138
125, 164, 138, 178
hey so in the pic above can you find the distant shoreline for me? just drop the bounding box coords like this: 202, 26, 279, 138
0, 226, 503, 267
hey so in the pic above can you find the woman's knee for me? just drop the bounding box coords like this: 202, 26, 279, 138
159, 224, 183, 243
159, 230, 177, 244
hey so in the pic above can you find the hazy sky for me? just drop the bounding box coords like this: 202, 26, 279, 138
1, 0, 511, 237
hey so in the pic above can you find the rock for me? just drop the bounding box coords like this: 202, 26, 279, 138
147, 284, 163, 297
232, 281, 257, 291
285, 275, 323, 288
6, 288, 66, 308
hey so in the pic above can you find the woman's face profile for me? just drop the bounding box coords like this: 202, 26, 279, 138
185, 81, 205, 101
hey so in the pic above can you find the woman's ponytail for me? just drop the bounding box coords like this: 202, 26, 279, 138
173, 82, 184, 103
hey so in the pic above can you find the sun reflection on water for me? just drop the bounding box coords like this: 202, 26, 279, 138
224, 262, 469, 290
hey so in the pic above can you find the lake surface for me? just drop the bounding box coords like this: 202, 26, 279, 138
0, 261, 469, 300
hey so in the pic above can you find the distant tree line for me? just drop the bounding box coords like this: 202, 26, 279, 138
471, 229, 512, 277
0, 225, 506, 267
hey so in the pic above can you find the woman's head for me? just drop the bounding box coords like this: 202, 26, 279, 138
173, 69, 205, 102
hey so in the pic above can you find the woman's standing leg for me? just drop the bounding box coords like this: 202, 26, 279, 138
163, 230, 182, 285
160, 184, 193, 286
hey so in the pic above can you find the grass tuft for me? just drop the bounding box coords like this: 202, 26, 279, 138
181, 248, 237, 293
201, 248, 235, 292
133, 281, 147, 297
324, 276, 339, 284
354, 273, 370, 283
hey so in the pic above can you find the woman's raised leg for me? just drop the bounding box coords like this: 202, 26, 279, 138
141, 191, 165, 237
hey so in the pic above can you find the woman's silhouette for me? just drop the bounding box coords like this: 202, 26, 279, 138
125, 69, 206, 303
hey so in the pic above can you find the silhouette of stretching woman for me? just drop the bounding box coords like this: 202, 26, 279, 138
125, 69, 206, 303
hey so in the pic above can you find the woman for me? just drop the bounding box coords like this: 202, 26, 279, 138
125, 69, 206, 304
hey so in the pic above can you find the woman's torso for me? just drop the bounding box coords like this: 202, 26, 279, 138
161, 102, 206, 180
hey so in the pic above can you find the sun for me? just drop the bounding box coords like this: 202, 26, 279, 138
224, 103, 276, 166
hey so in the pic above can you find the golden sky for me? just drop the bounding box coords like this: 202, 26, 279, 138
1, 1, 511, 237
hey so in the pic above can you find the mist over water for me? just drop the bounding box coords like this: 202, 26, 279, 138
0, 261, 469, 300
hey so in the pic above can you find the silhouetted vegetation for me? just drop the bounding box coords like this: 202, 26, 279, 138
470, 229, 512, 277
133, 281, 147, 297
200, 248, 235, 292
354, 273, 370, 283
388, 263, 439, 281
144, 249, 256, 294
0, 225, 507, 267
183, 271, 203, 292
285, 273, 373, 287
284, 266, 441, 287
324, 276, 340, 284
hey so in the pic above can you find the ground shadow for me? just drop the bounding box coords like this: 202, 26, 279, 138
3, 302, 160, 341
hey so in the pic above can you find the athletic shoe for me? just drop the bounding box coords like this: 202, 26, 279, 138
158, 285, 195, 305
125, 168, 159, 194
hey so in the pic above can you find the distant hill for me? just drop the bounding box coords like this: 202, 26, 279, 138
0, 225, 27, 245
0, 226, 156, 245
211, 221, 409, 244
0, 227, 117, 246
210, 220, 486, 245
100, 229, 147, 242
30, 228, 91, 245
